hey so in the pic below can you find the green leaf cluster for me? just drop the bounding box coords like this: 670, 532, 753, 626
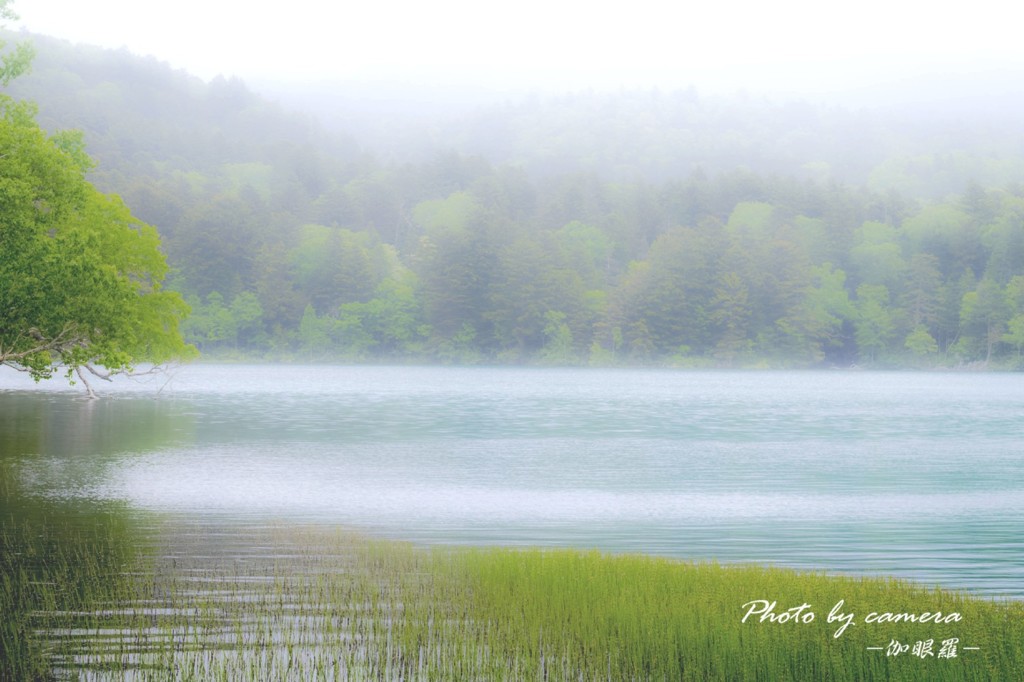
0, 94, 194, 383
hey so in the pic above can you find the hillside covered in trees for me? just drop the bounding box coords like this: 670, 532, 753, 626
8, 32, 1024, 368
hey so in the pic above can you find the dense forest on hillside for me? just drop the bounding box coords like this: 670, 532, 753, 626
8, 32, 1024, 368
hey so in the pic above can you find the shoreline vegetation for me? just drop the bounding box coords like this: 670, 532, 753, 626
3, 513, 1022, 681
167, 353, 1018, 374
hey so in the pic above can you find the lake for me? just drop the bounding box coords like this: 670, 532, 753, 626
2, 364, 1022, 597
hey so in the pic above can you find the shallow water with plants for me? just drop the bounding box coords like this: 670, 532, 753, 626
1, 364, 1022, 679
4, 518, 1023, 680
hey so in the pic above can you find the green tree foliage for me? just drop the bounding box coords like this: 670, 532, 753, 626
9, 32, 1024, 369
0, 2, 32, 86
289, 225, 379, 312
900, 254, 943, 332
335, 272, 428, 358
902, 204, 983, 278
540, 310, 576, 364
853, 285, 895, 362
710, 271, 753, 363
1002, 278, 1024, 363
617, 226, 718, 355
182, 292, 234, 349
0, 100, 193, 390
298, 304, 332, 358
981, 194, 1024, 284
415, 224, 498, 352
775, 264, 854, 363
957, 278, 1009, 363
488, 236, 587, 359
182, 291, 263, 351
553, 221, 612, 289
169, 195, 262, 298
849, 221, 905, 288
904, 324, 938, 358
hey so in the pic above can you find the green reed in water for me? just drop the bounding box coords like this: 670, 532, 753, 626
7, 518, 1022, 681
1, 461, 141, 681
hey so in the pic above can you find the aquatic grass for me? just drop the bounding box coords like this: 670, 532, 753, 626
5, 518, 1023, 680
422, 547, 1024, 681
1, 511, 139, 679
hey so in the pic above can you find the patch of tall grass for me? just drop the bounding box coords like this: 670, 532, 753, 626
421, 547, 1023, 681
1, 460, 140, 681
5, 519, 1023, 680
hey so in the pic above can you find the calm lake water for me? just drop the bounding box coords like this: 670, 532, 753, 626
2, 364, 1022, 597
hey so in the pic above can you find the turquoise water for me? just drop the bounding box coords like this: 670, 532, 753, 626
2, 364, 1022, 597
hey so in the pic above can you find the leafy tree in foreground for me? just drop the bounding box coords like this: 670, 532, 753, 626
0, 95, 194, 394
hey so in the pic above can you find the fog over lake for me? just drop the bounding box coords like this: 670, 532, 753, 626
3, 364, 1022, 597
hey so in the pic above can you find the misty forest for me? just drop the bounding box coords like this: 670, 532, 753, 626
8, 32, 1024, 370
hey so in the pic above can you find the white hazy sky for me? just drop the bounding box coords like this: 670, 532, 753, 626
12, 0, 1024, 94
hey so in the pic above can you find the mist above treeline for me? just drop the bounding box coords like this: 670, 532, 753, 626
8, 31, 1024, 368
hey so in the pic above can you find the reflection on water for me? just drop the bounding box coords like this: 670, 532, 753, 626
2, 364, 1023, 598
36, 520, 393, 681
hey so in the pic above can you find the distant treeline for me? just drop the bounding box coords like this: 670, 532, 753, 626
9, 33, 1024, 367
